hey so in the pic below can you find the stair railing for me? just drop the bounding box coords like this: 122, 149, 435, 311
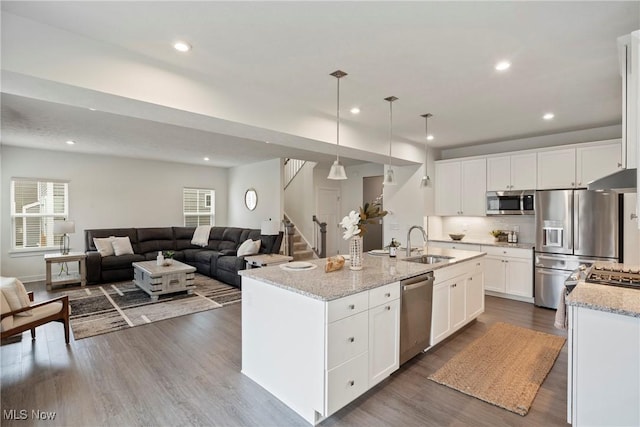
284, 158, 307, 190
312, 215, 327, 259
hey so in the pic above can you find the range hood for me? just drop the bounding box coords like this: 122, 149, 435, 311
587, 168, 637, 192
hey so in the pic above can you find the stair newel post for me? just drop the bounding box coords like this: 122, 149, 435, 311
284, 220, 295, 257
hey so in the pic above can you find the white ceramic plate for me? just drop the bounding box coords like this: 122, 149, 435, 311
285, 261, 314, 269
368, 249, 388, 256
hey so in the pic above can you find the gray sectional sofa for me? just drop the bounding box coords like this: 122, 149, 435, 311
85, 226, 283, 288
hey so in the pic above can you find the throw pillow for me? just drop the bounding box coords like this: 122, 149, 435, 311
237, 239, 261, 256
93, 237, 115, 257
112, 236, 134, 256
0, 277, 32, 317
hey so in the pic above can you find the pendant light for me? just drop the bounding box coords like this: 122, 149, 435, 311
420, 113, 433, 187
327, 70, 348, 180
383, 96, 398, 186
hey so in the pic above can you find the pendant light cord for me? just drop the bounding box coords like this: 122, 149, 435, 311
336, 76, 341, 161
388, 100, 393, 163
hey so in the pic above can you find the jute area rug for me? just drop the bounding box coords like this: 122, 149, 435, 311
62, 274, 241, 340
428, 322, 566, 416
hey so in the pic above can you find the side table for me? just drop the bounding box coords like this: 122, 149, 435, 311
245, 254, 293, 269
44, 252, 87, 290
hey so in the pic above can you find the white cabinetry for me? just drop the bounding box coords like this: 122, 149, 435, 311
242, 278, 400, 425
368, 285, 400, 387
427, 241, 482, 252
568, 306, 640, 426
537, 141, 622, 190
487, 152, 536, 191
435, 158, 486, 216
431, 258, 485, 346
482, 246, 533, 302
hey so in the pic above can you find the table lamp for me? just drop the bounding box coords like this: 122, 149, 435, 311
54, 220, 75, 255
261, 219, 280, 235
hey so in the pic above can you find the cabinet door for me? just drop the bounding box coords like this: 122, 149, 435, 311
505, 258, 533, 298
484, 256, 506, 293
510, 153, 537, 190
537, 148, 576, 189
431, 282, 451, 345
461, 158, 487, 216
435, 161, 461, 215
576, 142, 622, 187
450, 279, 466, 330
465, 270, 484, 319
368, 299, 400, 387
487, 156, 511, 191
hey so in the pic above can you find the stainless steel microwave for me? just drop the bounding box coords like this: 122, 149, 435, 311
486, 190, 535, 215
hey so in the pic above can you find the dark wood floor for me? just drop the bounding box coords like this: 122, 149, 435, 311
2, 283, 568, 427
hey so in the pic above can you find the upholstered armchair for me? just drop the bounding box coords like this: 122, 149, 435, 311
1, 277, 70, 344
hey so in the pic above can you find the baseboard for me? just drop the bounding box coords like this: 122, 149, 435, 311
485, 290, 534, 304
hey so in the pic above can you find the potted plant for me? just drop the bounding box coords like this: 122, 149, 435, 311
162, 250, 175, 266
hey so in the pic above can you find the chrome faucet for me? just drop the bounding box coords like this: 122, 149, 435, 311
406, 225, 428, 256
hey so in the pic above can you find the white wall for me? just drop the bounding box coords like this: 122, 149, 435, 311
228, 158, 283, 229
284, 161, 317, 240
1, 146, 228, 282
382, 164, 426, 248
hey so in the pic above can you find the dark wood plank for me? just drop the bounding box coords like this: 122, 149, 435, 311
2, 283, 567, 426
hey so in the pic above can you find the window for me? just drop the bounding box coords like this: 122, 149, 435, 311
11, 178, 69, 250
183, 188, 215, 227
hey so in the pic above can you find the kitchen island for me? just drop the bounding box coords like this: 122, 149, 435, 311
566, 275, 640, 426
239, 247, 485, 425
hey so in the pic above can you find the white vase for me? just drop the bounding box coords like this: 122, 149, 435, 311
349, 235, 363, 271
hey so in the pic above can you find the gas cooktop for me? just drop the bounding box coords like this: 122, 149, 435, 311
586, 263, 640, 289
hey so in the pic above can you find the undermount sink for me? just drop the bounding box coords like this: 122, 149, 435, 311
403, 254, 454, 264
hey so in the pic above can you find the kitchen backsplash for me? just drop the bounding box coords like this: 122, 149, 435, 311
427, 215, 536, 244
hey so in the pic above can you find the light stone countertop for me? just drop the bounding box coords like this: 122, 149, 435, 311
566, 280, 640, 318
429, 238, 535, 250
239, 246, 486, 301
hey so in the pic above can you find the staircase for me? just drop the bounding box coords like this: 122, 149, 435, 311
282, 214, 316, 261
292, 232, 315, 261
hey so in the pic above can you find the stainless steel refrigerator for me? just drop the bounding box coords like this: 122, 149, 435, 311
534, 189, 621, 308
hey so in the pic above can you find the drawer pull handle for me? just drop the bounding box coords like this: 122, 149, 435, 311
348, 337, 355, 343
386, 306, 391, 311
348, 304, 355, 310
349, 380, 355, 387
385, 293, 391, 297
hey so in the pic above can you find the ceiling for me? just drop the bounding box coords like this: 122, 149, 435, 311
1, 1, 639, 168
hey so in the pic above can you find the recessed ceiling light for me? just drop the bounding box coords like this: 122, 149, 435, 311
203, 157, 210, 161
173, 41, 191, 52
543, 113, 555, 120
495, 61, 511, 71
350, 107, 360, 114
65, 140, 75, 145
427, 135, 434, 141
88, 108, 96, 111
264, 140, 270, 144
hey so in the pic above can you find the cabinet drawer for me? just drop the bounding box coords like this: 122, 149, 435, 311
327, 311, 368, 370
327, 291, 368, 323
326, 352, 369, 416
428, 241, 482, 252
482, 245, 532, 259
369, 282, 400, 308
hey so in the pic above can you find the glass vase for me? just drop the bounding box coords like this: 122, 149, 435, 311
349, 235, 363, 271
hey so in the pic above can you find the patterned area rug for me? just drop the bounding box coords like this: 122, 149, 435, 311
62, 274, 241, 340
428, 322, 566, 416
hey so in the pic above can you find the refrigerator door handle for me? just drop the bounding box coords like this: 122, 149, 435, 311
574, 192, 579, 252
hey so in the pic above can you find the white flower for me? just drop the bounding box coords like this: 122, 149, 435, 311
340, 210, 362, 240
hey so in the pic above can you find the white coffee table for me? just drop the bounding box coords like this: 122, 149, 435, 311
132, 260, 196, 301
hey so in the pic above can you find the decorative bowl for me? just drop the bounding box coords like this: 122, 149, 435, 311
449, 233, 465, 241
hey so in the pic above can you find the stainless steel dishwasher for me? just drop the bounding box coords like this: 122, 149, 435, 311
399, 272, 434, 365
